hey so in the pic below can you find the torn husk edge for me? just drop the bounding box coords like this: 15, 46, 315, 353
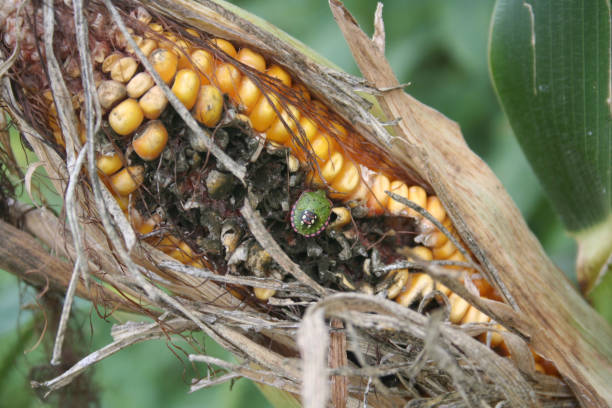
0, 0, 600, 407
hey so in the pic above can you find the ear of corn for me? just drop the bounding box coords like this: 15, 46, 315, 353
71, 15, 485, 311
12, 4, 556, 377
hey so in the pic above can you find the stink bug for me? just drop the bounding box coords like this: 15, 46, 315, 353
291, 190, 332, 237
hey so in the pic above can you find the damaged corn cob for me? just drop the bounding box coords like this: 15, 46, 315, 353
67, 7, 494, 335
6, 3, 556, 375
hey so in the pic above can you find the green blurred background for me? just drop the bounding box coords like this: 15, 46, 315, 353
1, 0, 575, 407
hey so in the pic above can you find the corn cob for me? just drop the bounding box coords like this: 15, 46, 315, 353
3, 3, 556, 376
118, 18, 502, 348
56, 7, 496, 333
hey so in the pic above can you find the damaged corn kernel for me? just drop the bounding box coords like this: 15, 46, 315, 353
193, 85, 223, 127
132, 120, 168, 160
108, 165, 144, 196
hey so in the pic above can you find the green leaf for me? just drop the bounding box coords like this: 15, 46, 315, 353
489, 0, 611, 294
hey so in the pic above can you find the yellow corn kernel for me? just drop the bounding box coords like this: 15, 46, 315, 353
132, 120, 168, 161
176, 39, 190, 51
395, 273, 433, 307
110, 56, 138, 83
126, 72, 154, 98
149, 48, 178, 84
172, 69, 201, 110
287, 116, 319, 160
367, 174, 391, 215
113, 193, 130, 212
461, 306, 490, 325
345, 178, 370, 203
48, 110, 59, 131
43, 90, 54, 102
470, 275, 493, 298
447, 250, 466, 263
148, 23, 164, 33
253, 287, 276, 301
426, 196, 447, 223
432, 239, 457, 260
155, 234, 180, 254
193, 84, 223, 127
185, 28, 200, 38
97, 80, 127, 110
443, 216, 453, 228
235, 114, 251, 127
329, 161, 360, 199
331, 122, 348, 142
189, 49, 214, 85
425, 230, 449, 249
409, 245, 434, 261
387, 180, 409, 215
236, 77, 261, 114
488, 324, 505, 348
249, 93, 280, 132
139, 85, 168, 120
311, 151, 344, 185
176, 52, 195, 71
102, 52, 123, 73
266, 105, 300, 144
174, 40, 192, 69
407, 185, 427, 218
164, 32, 178, 43
287, 154, 300, 173
236, 48, 266, 71
96, 152, 123, 176
211, 38, 237, 58
298, 117, 319, 142
436, 283, 452, 296
157, 38, 179, 55
109, 165, 144, 196
137, 214, 162, 235
125, 35, 144, 55
329, 207, 351, 229
139, 38, 158, 57
52, 130, 64, 148
266, 64, 291, 87
448, 293, 470, 323
310, 134, 333, 163
169, 241, 195, 263
386, 269, 409, 299
109, 98, 144, 136
213, 63, 241, 98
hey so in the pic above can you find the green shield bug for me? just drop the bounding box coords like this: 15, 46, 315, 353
291, 190, 332, 237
